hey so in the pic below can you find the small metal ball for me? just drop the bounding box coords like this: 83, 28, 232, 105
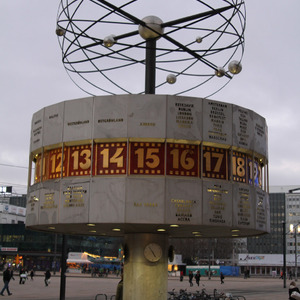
195, 36, 203, 43
215, 67, 226, 77
139, 16, 164, 40
228, 60, 242, 74
55, 26, 65, 37
103, 35, 116, 48
166, 74, 177, 84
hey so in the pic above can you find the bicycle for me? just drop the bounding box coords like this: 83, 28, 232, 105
213, 289, 246, 300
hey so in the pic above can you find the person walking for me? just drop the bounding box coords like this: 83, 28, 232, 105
180, 270, 183, 282
280, 270, 284, 279
188, 270, 194, 287
0, 266, 12, 296
44, 270, 51, 286
195, 271, 201, 286
289, 281, 300, 300
220, 272, 225, 284
19, 268, 25, 284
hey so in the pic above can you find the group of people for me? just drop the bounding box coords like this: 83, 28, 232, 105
2, 267, 297, 299
19, 268, 35, 284
0, 266, 52, 296
188, 270, 202, 287
188, 270, 225, 286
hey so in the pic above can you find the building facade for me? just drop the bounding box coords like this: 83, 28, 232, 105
247, 192, 286, 254
0, 194, 122, 272
0, 194, 26, 224
244, 186, 300, 276
285, 189, 300, 255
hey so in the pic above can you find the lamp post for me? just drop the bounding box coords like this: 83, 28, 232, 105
296, 230, 298, 282
208, 239, 211, 280
290, 224, 300, 281
283, 221, 287, 288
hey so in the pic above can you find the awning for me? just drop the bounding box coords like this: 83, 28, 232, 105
67, 259, 91, 264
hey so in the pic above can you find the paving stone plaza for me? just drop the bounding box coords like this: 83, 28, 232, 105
0, 273, 291, 300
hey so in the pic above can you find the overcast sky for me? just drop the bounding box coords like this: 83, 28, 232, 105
1, 0, 300, 196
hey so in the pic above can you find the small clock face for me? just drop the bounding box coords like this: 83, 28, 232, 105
144, 243, 162, 262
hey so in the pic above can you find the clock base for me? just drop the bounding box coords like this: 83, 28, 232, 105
123, 233, 168, 300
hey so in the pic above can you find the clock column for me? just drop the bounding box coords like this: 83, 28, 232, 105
123, 233, 168, 300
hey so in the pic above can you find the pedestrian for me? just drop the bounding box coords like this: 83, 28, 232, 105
19, 268, 24, 284
115, 273, 123, 300
195, 270, 201, 286
0, 266, 12, 296
188, 270, 193, 287
180, 270, 183, 282
280, 271, 284, 279
30, 270, 34, 280
289, 281, 300, 300
20, 268, 28, 284
220, 272, 225, 284
44, 270, 51, 286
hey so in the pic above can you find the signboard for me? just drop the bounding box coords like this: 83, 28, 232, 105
94, 142, 127, 175
167, 96, 203, 140
43, 102, 64, 147
166, 143, 199, 177
66, 144, 92, 177
232, 184, 255, 228
202, 146, 228, 180
30, 109, 44, 152
63, 97, 93, 142
166, 178, 202, 225
202, 181, 232, 227
238, 254, 295, 267
33, 142, 265, 187
1, 247, 18, 252
129, 142, 165, 175
59, 179, 89, 224
48, 148, 66, 179
232, 151, 247, 183
203, 100, 232, 145
93, 95, 127, 139
127, 95, 166, 138
232, 105, 253, 150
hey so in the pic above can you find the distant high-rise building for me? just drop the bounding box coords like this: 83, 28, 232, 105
0, 194, 26, 224
247, 186, 300, 256
285, 188, 300, 255
247, 192, 286, 254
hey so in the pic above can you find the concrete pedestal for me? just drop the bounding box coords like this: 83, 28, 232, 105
123, 233, 169, 300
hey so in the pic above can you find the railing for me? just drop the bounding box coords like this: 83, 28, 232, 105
94, 294, 115, 300
167, 288, 246, 300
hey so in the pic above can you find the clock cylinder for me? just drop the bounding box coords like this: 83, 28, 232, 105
27, 94, 269, 238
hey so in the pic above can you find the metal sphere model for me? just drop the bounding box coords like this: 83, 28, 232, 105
56, 0, 246, 97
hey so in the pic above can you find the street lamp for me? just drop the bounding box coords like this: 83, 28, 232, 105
283, 221, 287, 288
290, 223, 300, 281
